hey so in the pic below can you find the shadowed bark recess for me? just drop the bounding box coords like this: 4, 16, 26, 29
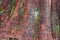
51, 0, 58, 40
56, 0, 60, 40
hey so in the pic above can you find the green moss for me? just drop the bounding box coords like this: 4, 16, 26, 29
0, 9, 6, 14
20, 8, 24, 20
20, 1, 25, 20
34, 33, 37, 40
34, 11, 40, 40
14, 25, 20, 32
35, 11, 40, 24
10, 6, 14, 16
10, 0, 16, 16
57, 24, 60, 37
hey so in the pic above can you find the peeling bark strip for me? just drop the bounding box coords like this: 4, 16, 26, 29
40, 0, 53, 40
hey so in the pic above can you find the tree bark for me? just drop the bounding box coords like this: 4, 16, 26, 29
22, 0, 39, 40
51, 0, 58, 40
39, 0, 53, 40
0, 0, 22, 39
56, 0, 60, 40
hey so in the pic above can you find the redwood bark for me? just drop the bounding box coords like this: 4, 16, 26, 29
0, 0, 59, 40
56, 0, 60, 40
22, 0, 39, 40
39, 0, 53, 40
0, 0, 22, 40
0, 0, 12, 28
51, 0, 58, 40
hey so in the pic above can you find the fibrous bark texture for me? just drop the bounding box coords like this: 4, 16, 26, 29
0, 0, 59, 40
39, 0, 53, 40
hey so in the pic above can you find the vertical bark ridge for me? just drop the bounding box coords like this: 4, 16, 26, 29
22, 0, 39, 40
51, 0, 58, 40
39, 0, 53, 40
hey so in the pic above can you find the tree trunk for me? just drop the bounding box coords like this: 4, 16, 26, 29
56, 0, 60, 40
51, 0, 58, 40
39, 0, 53, 40
22, 0, 39, 40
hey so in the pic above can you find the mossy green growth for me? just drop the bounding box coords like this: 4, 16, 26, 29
10, 6, 14, 16
34, 11, 40, 40
34, 33, 37, 40
10, 0, 16, 16
14, 25, 20, 32
57, 24, 59, 32
0, 9, 6, 14
57, 24, 60, 37
20, 7, 25, 20
35, 11, 40, 23
20, 1, 25, 20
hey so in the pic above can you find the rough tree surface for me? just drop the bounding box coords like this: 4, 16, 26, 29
0, 0, 59, 40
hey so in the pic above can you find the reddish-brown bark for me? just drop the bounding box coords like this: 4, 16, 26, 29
0, 0, 22, 40
39, 0, 53, 40
6, 0, 22, 38
51, 0, 58, 40
22, 0, 39, 40
0, 0, 59, 40
0, 0, 12, 29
